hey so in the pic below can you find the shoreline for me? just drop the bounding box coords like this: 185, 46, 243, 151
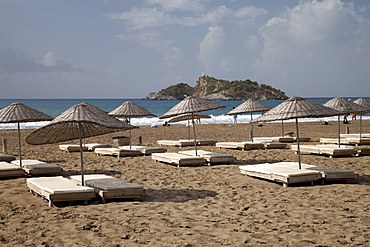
0, 120, 369, 246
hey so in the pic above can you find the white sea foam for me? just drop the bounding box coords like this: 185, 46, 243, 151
2, 115, 368, 129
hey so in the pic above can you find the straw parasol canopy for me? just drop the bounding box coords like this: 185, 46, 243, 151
353, 98, 370, 138
0, 102, 53, 167
160, 96, 225, 155
109, 101, 156, 148
353, 98, 370, 113
323, 97, 368, 146
252, 96, 341, 169
109, 101, 157, 118
226, 99, 271, 141
159, 96, 225, 119
26, 102, 136, 185
168, 112, 211, 140
168, 112, 211, 123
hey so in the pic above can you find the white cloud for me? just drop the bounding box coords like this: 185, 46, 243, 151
253, 0, 370, 97
231, 6, 269, 27
144, 0, 206, 12
41, 51, 57, 66
104, 7, 172, 31
198, 26, 226, 75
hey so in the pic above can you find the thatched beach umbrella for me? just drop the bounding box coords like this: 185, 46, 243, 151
160, 96, 225, 155
168, 112, 211, 140
109, 101, 156, 148
26, 102, 136, 185
323, 98, 367, 146
252, 97, 341, 169
0, 102, 53, 167
353, 98, 370, 138
226, 99, 271, 142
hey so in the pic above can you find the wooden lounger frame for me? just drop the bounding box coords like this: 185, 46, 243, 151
70, 175, 144, 203
26, 177, 96, 207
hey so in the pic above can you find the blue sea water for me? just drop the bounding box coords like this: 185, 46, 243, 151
0, 97, 369, 129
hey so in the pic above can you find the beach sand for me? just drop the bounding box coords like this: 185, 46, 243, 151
0, 120, 369, 246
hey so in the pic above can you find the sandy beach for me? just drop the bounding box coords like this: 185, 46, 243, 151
0, 120, 369, 246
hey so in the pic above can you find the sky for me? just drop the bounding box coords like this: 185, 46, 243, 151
0, 0, 369, 99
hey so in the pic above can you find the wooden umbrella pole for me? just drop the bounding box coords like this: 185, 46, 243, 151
338, 116, 341, 147
17, 123, 23, 167
188, 119, 190, 140
78, 122, 85, 186
295, 118, 302, 169
191, 113, 198, 156
281, 120, 284, 137
129, 117, 132, 149
360, 115, 363, 139
250, 112, 254, 142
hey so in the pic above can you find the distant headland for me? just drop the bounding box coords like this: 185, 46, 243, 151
143, 75, 288, 100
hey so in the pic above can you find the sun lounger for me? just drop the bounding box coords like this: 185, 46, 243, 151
178, 150, 235, 165
186, 139, 216, 146
119, 146, 167, 155
253, 137, 294, 143
85, 143, 112, 151
157, 139, 216, 147
94, 148, 142, 157
291, 145, 357, 158
216, 142, 264, 150
0, 162, 25, 178
152, 153, 206, 167
0, 154, 15, 162
276, 162, 359, 182
262, 142, 288, 149
352, 146, 370, 156
26, 176, 96, 207
320, 137, 370, 145
11, 160, 62, 175
293, 137, 311, 142
59, 144, 88, 152
70, 174, 144, 203
340, 133, 370, 138
239, 163, 322, 187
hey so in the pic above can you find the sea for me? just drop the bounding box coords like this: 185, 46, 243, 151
0, 97, 369, 129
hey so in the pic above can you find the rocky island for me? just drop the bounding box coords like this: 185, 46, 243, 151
143, 76, 288, 100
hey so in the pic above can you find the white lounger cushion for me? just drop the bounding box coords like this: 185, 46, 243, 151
152, 153, 206, 166
11, 159, 62, 175
59, 144, 88, 152
178, 150, 235, 164
27, 176, 94, 194
239, 163, 322, 187
70, 174, 144, 190
84, 143, 112, 151
94, 148, 142, 157
119, 146, 166, 155
216, 142, 264, 150
253, 137, 294, 143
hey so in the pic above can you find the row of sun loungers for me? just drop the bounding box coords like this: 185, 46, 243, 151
26, 174, 145, 207
319, 138, 370, 145
152, 150, 235, 167
290, 144, 370, 158
216, 141, 288, 150
253, 136, 311, 142
240, 162, 358, 187
59, 143, 112, 152
0, 160, 62, 178
157, 139, 216, 147
94, 146, 167, 157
